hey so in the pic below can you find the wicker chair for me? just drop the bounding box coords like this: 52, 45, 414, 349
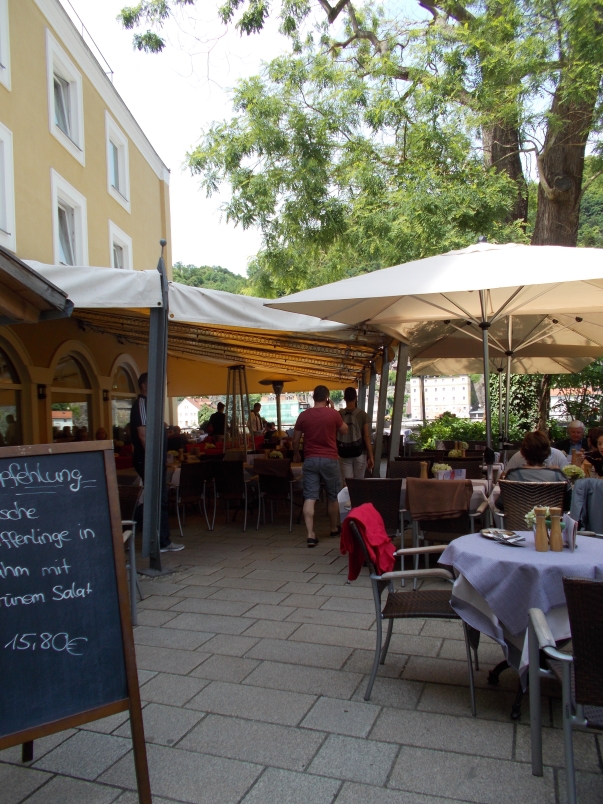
117, 483, 144, 626
346, 478, 404, 537
347, 520, 478, 712
388, 460, 425, 479
447, 458, 484, 480
171, 461, 213, 535
494, 480, 567, 530
529, 578, 603, 804
212, 460, 258, 531
254, 458, 301, 533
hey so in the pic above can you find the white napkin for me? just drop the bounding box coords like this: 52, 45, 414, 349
562, 513, 578, 552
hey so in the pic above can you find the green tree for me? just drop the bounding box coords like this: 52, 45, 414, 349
120, 0, 603, 288
172, 262, 248, 294
550, 359, 603, 424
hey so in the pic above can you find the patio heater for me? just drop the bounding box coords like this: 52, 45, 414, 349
259, 378, 293, 435
224, 365, 254, 457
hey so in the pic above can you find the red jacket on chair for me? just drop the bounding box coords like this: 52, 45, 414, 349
340, 503, 395, 581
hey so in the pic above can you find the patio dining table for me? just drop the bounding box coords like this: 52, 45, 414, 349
439, 531, 603, 680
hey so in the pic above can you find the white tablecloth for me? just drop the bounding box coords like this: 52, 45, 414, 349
439, 531, 603, 676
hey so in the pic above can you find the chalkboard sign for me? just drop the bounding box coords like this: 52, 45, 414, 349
0, 442, 150, 803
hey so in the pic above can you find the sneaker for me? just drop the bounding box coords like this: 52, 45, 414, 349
160, 542, 185, 552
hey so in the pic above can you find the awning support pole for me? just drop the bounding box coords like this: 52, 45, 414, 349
389, 343, 409, 462
498, 369, 504, 451
420, 376, 427, 426
142, 241, 169, 570
504, 316, 513, 444
366, 362, 377, 430
372, 347, 391, 477
358, 378, 367, 412
479, 290, 492, 449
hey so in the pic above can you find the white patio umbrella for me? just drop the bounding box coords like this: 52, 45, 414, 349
267, 243, 603, 446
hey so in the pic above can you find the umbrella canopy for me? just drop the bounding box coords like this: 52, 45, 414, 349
268, 243, 603, 445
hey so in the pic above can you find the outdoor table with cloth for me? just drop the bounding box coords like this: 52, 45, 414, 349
439, 531, 603, 680
338, 478, 488, 521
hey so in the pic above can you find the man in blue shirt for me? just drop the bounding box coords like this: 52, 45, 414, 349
554, 420, 589, 457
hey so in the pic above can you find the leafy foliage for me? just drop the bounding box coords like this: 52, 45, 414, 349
550, 359, 603, 424
172, 262, 248, 293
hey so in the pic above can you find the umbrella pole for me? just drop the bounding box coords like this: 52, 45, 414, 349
479, 291, 492, 449
389, 343, 409, 462
498, 370, 503, 451
504, 316, 513, 445
372, 348, 391, 477
420, 376, 427, 426
366, 362, 377, 431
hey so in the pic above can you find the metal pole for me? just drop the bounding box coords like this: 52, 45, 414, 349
389, 343, 409, 462
273, 381, 284, 435
142, 241, 169, 570
242, 366, 253, 456
504, 316, 513, 443
372, 347, 391, 477
498, 369, 504, 451
420, 375, 427, 426
366, 362, 377, 428
358, 378, 367, 412
479, 290, 492, 449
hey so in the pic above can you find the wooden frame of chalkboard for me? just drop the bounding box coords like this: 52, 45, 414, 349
0, 441, 151, 804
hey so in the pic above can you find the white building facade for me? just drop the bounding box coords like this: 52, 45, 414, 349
178, 397, 203, 430
410, 376, 472, 419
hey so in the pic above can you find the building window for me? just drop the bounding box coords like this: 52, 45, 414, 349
51, 355, 92, 442
0, 121, 15, 251
46, 31, 84, 165
0, 0, 11, 91
105, 112, 130, 212
51, 170, 88, 266
108, 220, 133, 269
0, 345, 21, 445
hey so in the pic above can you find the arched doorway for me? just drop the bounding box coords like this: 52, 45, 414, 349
0, 347, 22, 446
51, 355, 92, 441
111, 364, 137, 442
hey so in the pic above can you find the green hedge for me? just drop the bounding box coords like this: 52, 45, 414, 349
415, 412, 565, 449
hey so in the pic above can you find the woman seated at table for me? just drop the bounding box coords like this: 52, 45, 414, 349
501, 431, 568, 483
581, 429, 603, 477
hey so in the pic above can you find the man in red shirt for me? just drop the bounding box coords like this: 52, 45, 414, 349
293, 385, 348, 547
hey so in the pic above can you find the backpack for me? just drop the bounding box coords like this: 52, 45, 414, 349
337, 409, 364, 459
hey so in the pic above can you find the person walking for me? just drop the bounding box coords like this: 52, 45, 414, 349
338, 387, 374, 479
293, 385, 348, 547
249, 403, 265, 435
130, 372, 184, 553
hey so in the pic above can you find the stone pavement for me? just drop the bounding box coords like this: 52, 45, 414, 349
2, 504, 603, 804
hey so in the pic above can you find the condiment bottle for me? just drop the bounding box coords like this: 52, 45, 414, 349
549, 507, 563, 552
534, 506, 549, 552
420, 461, 429, 479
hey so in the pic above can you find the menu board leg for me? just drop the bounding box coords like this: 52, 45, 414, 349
21, 741, 33, 762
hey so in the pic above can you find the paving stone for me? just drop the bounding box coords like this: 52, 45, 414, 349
245, 560, 315, 572
247, 637, 353, 670
244, 660, 363, 699
241, 603, 297, 621
245, 569, 317, 583
22, 775, 121, 803
0, 729, 76, 764
180, 713, 326, 771
211, 576, 287, 591
134, 609, 180, 627
113, 793, 179, 804
134, 625, 213, 651
417, 682, 518, 722
138, 582, 188, 596
99, 742, 262, 804
335, 782, 462, 803
169, 597, 254, 616
79, 710, 131, 734
277, 582, 327, 595
0, 762, 51, 803
114, 702, 203, 746
134, 644, 207, 675
320, 597, 381, 615
438, 637, 504, 665
138, 595, 184, 611
308, 734, 398, 785
281, 594, 331, 609
351, 676, 424, 710
140, 672, 211, 706
136, 669, 157, 685
186, 680, 316, 725
302, 697, 381, 737
287, 608, 375, 630
515, 724, 601, 772
241, 619, 301, 639
167, 612, 252, 635
558, 769, 603, 804
288, 623, 386, 652
317, 584, 374, 600
370, 708, 513, 759
241, 768, 341, 804
33, 730, 132, 780
176, 574, 227, 587
402, 656, 516, 691
388, 746, 555, 803
208, 587, 289, 605
342, 649, 408, 679
200, 634, 260, 656
190, 654, 259, 683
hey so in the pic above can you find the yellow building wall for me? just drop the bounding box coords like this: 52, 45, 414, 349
0, 0, 172, 272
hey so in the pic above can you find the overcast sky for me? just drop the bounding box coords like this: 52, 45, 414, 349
59, 0, 290, 275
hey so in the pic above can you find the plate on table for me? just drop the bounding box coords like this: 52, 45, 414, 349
481, 528, 522, 541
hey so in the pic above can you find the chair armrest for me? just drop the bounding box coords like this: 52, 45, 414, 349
469, 499, 489, 517
394, 545, 447, 556
121, 519, 136, 526
123, 528, 133, 544
528, 607, 573, 663
375, 568, 454, 581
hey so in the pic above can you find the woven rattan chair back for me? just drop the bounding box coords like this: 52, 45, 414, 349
177, 462, 204, 503
562, 578, 603, 708
498, 480, 567, 531
254, 458, 293, 500
388, 460, 424, 479
118, 483, 142, 521
346, 478, 402, 534
214, 460, 246, 498
447, 459, 484, 479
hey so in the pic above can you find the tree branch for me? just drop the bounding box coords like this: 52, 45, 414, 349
317, 0, 350, 24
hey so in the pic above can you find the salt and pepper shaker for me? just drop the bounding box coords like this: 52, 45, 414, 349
549, 507, 563, 552
534, 507, 549, 552
420, 461, 429, 479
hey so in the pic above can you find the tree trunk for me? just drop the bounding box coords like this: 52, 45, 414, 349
483, 123, 528, 226
531, 95, 598, 246
537, 375, 551, 431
